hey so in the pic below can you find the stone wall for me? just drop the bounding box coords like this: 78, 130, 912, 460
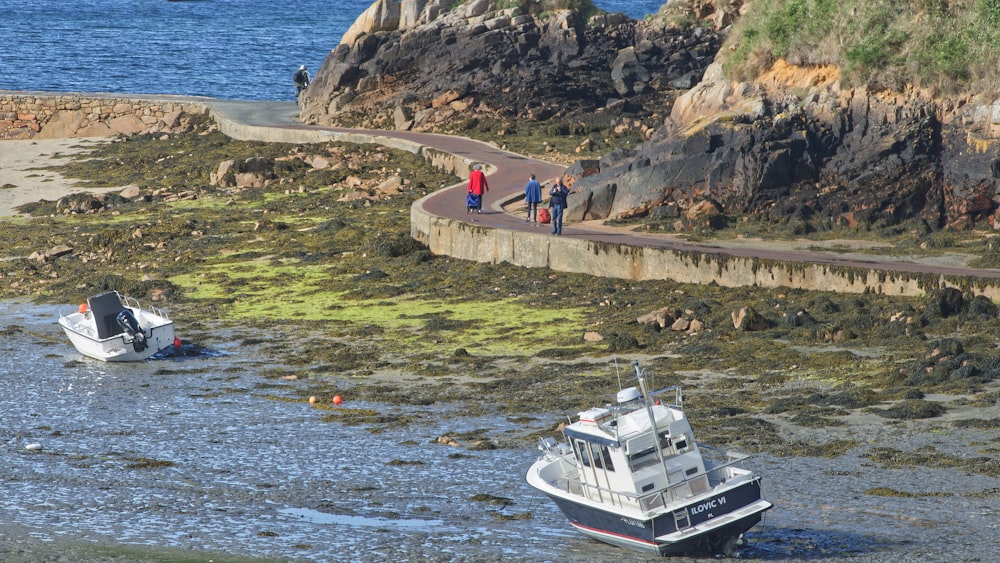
0, 91, 209, 140
411, 201, 1000, 301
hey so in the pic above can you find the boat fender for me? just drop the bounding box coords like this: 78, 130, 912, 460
116, 310, 148, 352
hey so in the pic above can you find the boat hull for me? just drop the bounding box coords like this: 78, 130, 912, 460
538, 476, 769, 556
59, 309, 175, 362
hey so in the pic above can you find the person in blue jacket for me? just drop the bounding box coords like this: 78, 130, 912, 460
549, 177, 573, 235
524, 173, 542, 222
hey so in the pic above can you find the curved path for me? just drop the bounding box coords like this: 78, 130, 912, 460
208, 100, 1000, 288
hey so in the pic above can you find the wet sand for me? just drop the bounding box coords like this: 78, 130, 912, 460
0, 138, 122, 217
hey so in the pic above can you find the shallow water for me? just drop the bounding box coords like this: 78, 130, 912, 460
1, 299, 997, 561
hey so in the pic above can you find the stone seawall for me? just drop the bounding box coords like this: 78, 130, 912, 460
0, 92, 210, 140
410, 205, 1000, 301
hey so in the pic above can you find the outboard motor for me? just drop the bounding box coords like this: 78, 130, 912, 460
116, 310, 148, 352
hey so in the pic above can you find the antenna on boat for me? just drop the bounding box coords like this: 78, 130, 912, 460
613, 357, 623, 389
634, 360, 673, 486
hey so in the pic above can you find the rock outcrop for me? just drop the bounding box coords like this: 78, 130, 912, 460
307, 0, 1000, 231
565, 59, 1000, 230
299, 0, 719, 130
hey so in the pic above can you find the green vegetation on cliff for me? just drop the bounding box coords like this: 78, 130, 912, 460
470, 0, 600, 19
720, 0, 1000, 94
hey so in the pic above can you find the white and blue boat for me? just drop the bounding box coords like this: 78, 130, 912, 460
59, 291, 177, 362
526, 361, 772, 557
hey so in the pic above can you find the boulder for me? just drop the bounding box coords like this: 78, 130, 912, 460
568, 55, 1000, 229
340, 0, 401, 46
35, 110, 87, 139
610, 47, 651, 97
108, 114, 147, 136
399, 0, 427, 30
732, 307, 770, 331
46, 244, 74, 258
636, 306, 677, 329
393, 104, 414, 130
234, 172, 266, 189
119, 186, 142, 200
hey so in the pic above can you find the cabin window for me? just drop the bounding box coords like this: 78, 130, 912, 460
591, 444, 615, 472
574, 440, 589, 467
628, 431, 673, 466
575, 440, 615, 472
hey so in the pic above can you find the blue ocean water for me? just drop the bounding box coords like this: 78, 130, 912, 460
0, 0, 668, 101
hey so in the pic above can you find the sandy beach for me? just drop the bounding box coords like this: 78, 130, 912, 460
0, 138, 123, 217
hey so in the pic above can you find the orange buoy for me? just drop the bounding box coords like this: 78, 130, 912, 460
78, 303, 88, 314
332, 395, 343, 405
173, 337, 182, 348
309, 396, 318, 404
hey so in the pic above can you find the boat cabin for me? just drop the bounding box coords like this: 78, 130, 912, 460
562, 387, 708, 508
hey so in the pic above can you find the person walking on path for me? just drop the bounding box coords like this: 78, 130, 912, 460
467, 163, 489, 213
524, 173, 542, 222
294, 65, 311, 97
549, 177, 573, 235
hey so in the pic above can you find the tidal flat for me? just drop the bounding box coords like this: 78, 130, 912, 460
1, 115, 998, 561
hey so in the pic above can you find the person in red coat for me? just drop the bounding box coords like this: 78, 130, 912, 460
467, 164, 489, 213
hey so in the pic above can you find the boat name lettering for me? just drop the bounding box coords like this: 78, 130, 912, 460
619, 517, 645, 529
690, 496, 726, 515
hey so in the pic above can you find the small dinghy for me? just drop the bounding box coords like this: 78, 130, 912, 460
58, 291, 176, 362
526, 360, 772, 557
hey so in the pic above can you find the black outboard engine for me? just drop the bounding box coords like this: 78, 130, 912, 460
116, 310, 148, 352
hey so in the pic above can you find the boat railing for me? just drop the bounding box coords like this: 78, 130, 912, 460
645, 385, 683, 409
565, 449, 754, 512
120, 294, 169, 320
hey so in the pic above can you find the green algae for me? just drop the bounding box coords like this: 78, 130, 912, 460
168, 258, 590, 356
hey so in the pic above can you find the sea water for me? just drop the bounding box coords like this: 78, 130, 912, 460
3, 300, 999, 561
0, 0, 669, 101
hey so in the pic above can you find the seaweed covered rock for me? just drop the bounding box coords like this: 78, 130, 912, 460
875, 399, 946, 420
905, 338, 1000, 387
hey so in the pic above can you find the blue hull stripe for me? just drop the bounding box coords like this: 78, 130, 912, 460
547, 479, 767, 555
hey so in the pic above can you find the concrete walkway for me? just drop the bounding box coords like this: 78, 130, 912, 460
205, 100, 1000, 297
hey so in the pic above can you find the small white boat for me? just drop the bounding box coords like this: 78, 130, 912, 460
58, 291, 177, 362
526, 360, 772, 557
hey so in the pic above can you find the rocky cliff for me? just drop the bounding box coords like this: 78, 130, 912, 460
304, 0, 1000, 232
299, 0, 718, 131
567, 59, 1000, 232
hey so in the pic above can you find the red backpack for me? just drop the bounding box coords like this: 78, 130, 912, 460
538, 207, 551, 224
